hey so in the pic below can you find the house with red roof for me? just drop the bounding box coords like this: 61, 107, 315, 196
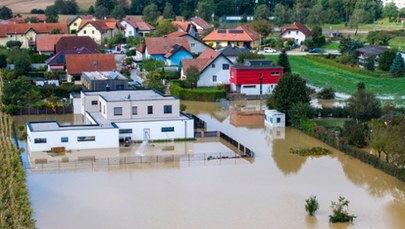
0, 23, 68, 49
166, 31, 211, 55
36, 34, 74, 55
120, 16, 155, 37
172, 21, 197, 37
280, 23, 312, 46
65, 53, 116, 82
189, 16, 213, 34
67, 15, 95, 34
181, 48, 233, 87
76, 19, 124, 44
230, 59, 283, 96
202, 25, 261, 49
144, 37, 193, 66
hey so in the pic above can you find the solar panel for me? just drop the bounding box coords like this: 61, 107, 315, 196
217, 29, 226, 33
229, 29, 243, 34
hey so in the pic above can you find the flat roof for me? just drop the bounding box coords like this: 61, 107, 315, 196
83, 90, 176, 102
27, 121, 114, 132
82, 71, 127, 81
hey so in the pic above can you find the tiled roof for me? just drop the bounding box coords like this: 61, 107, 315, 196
145, 37, 190, 55
46, 48, 100, 66
66, 15, 95, 25
79, 20, 111, 33
189, 16, 213, 30
65, 54, 116, 75
280, 23, 313, 37
122, 16, 155, 31
6, 17, 25, 24
356, 45, 388, 56
172, 21, 195, 33
55, 36, 98, 53
182, 49, 222, 73
0, 23, 68, 37
219, 46, 250, 56
203, 25, 261, 42
166, 31, 188, 38
36, 34, 73, 53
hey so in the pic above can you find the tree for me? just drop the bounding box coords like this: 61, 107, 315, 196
45, 5, 59, 23
347, 82, 381, 123
277, 49, 291, 73
110, 4, 126, 20
95, 0, 116, 14
0, 6, 13, 19
317, 87, 335, 99
365, 55, 375, 71
289, 102, 316, 128
180, 0, 195, 19
141, 58, 165, 72
236, 52, 264, 64
143, 3, 160, 25
130, 0, 147, 15
389, 53, 405, 77
306, 4, 324, 26
14, 52, 31, 76
366, 31, 393, 46
369, 119, 390, 161
162, 2, 176, 20
383, 2, 399, 22
379, 49, 397, 71
273, 4, 290, 26
329, 196, 356, 223
249, 19, 273, 37
64, 0, 79, 15
343, 119, 368, 147
254, 4, 270, 21
87, 5, 95, 14
6, 41, 22, 49
1, 77, 41, 113
186, 65, 199, 88
25, 16, 39, 23
54, 0, 66, 13
305, 195, 319, 216
144, 71, 165, 93
153, 19, 177, 37
0, 54, 7, 68
197, 0, 214, 22
349, 9, 366, 35
339, 37, 364, 55
94, 5, 109, 19
266, 73, 310, 120
292, 3, 308, 23
311, 26, 326, 47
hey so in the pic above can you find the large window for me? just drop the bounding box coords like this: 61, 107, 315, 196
222, 64, 229, 70
212, 75, 217, 82
34, 138, 47, 143
164, 105, 172, 114
114, 107, 123, 116
147, 105, 153, 114
91, 100, 98, 105
77, 136, 96, 142
161, 127, 174, 132
132, 106, 138, 115
61, 137, 69, 143
119, 129, 133, 134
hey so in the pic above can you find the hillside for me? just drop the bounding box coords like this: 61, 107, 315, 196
0, 0, 95, 13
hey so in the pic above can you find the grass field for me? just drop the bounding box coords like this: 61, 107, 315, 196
313, 118, 347, 128
321, 41, 340, 50
267, 55, 405, 104
0, 0, 96, 13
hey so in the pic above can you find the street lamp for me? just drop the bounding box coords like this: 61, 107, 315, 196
259, 72, 263, 110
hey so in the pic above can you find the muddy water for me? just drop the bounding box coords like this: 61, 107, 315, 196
23, 101, 405, 229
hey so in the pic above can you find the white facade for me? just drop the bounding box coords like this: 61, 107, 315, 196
281, 30, 307, 45
197, 56, 232, 87
383, 0, 405, 8
27, 90, 194, 152
231, 84, 276, 96
264, 109, 285, 127
184, 35, 209, 54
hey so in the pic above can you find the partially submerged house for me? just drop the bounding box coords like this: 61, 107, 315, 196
202, 25, 261, 49
27, 90, 194, 152
81, 71, 130, 91
181, 48, 233, 87
229, 59, 284, 95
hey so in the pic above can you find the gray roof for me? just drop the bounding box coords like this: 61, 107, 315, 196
83, 90, 176, 102
219, 46, 250, 56
356, 46, 388, 56
27, 120, 113, 132
82, 71, 127, 81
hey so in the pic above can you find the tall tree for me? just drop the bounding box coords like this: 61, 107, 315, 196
110, 4, 126, 19
346, 82, 381, 123
379, 49, 397, 71
96, 0, 116, 14
266, 73, 310, 120
143, 3, 160, 25
277, 49, 291, 73
153, 19, 177, 36
94, 5, 109, 19
0, 6, 13, 19
349, 9, 366, 35
273, 4, 290, 26
383, 2, 399, 22
45, 5, 58, 22
196, 0, 214, 22
249, 19, 273, 37
389, 53, 405, 78
130, 0, 147, 15
254, 4, 270, 21
306, 4, 324, 26
144, 71, 165, 93
162, 2, 176, 20
88, 5, 95, 14
186, 65, 199, 88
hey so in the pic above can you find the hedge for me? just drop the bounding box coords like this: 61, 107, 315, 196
30, 54, 49, 63
170, 82, 226, 101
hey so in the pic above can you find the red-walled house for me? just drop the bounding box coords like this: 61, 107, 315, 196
230, 59, 283, 95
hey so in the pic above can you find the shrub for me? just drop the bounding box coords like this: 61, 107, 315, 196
170, 82, 226, 101
290, 147, 331, 156
317, 87, 335, 99
305, 195, 319, 216
329, 196, 356, 223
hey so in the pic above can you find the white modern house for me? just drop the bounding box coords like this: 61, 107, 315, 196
181, 48, 233, 87
27, 90, 194, 152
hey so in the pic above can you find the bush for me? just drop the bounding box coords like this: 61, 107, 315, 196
31, 54, 50, 63
305, 195, 319, 216
329, 196, 356, 223
290, 147, 331, 156
170, 82, 226, 101
317, 87, 335, 99
163, 70, 180, 80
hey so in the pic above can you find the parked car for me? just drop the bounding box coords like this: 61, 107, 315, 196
308, 48, 323, 53
263, 47, 277, 53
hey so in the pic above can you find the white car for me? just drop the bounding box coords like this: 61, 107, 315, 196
263, 47, 277, 53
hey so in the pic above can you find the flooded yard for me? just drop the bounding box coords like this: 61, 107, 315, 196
22, 101, 405, 229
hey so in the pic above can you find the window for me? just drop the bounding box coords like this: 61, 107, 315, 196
132, 106, 138, 115
61, 137, 69, 142
73, 22, 77, 26
77, 136, 95, 142
191, 43, 195, 47
276, 117, 281, 123
147, 106, 153, 114
114, 107, 123, 116
83, 30, 87, 34
34, 138, 47, 143
161, 127, 174, 132
271, 71, 280, 76
243, 85, 256, 88
288, 31, 291, 34
296, 31, 299, 35
164, 105, 172, 114
222, 64, 229, 70
212, 75, 217, 82
119, 129, 133, 134
103, 105, 105, 114
91, 100, 98, 105
129, 31, 132, 35
92, 30, 95, 34
211, 64, 215, 68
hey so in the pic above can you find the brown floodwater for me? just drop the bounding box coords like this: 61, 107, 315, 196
22, 101, 405, 229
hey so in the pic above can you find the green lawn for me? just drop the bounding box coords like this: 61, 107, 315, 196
321, 41, 339, 50
313, 119, 347, 128
267, 56, 405, 104
389, 37, 405, 51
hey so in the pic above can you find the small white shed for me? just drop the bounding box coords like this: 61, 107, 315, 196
264, 109, 285, 127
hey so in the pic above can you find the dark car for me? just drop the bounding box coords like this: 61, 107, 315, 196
308, 48, 323, 53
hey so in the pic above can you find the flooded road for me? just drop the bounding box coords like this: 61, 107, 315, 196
23, 101, 405, 229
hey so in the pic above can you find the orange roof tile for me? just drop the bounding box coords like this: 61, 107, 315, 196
182, 49, 221, 73
36, 34, 73, 52
280, 23, 312, 37
122, 16, 155, 31
189, 16, 213, 30
65, 54, 116, 75
145, 37, 190, 55
166, 31, 188, 38
0, 23, 68, 37
203, 25, 261, 42
172, 21, 196, 33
